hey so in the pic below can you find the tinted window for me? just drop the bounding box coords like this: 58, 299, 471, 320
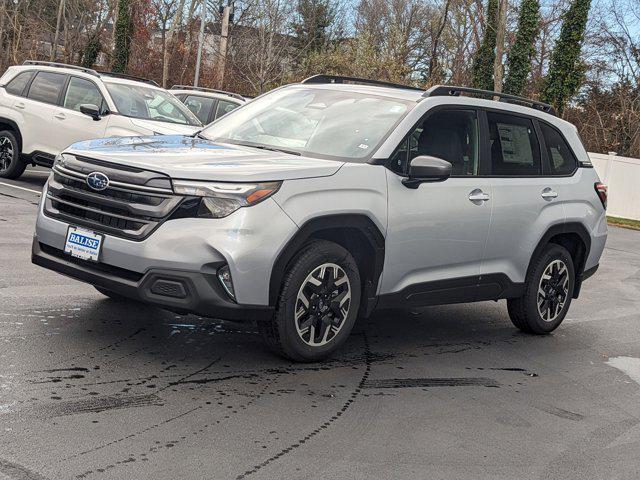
183, 95, 216, 124
540, 123, 577, 175
5, 71, 34, 96
405, 109, 479, 176
27, 72, 66, 104
487, 112, 541, 175
64, 77, 104, 112
215, 99, 240, 120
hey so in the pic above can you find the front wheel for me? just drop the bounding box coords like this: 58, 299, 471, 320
0, 130, 26, 179
259, 240, 361, 362
508, 244, 575, 334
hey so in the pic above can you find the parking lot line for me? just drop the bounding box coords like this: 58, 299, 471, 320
0, 181, 42, 195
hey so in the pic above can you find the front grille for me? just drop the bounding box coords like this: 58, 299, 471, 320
44, 155, 183, 240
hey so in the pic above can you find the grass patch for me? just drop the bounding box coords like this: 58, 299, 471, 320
607, 216, 640, 231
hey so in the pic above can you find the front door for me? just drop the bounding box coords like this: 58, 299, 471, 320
381, 108, 493, 305
51, 76, 108, 152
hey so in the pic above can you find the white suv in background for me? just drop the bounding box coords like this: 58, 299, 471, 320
171, 85, 246, 125
0, 61, 202, 179
32, 76, 608, 361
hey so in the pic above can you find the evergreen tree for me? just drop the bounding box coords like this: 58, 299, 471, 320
81, 37, 101, 69
503, 0, 540, 96
292, 0, 336, 54
472, 0, 499, 91
112, 0, 134, 73
540, 0, 591, 114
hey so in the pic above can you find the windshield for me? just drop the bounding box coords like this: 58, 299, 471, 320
105, 83, 202, 126
198, 87, 413, 160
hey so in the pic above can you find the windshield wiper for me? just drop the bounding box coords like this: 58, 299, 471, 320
243, 144, 301, 156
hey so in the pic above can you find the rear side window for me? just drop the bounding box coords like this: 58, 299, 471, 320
487, 111, 541, 175
5, 71, 34, 96
63, 77, 104, 112
215, 99, 240, 120
540, 123, 577, 175
183, 95, 216, 124
27, 72, 66, 104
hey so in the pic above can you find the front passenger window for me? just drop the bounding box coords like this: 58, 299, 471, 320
64, 77, 104, 113
407, 109, 479, 176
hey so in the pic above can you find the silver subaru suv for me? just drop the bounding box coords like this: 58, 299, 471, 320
32, 75, 608, 362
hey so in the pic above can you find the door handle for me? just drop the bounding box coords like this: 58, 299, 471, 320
469, 189, 490, 203
541, 188, 558, 200
15, 102, 25, 109
54, 113, 66, 120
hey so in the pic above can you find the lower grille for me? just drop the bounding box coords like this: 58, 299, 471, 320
44, 155, 182, 240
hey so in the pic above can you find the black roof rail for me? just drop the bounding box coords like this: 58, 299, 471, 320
96, 71, 159, 87
23, 60, 98, 76
425, 85, 556, 116
301, 74, 424, 92
170, 85, 245, 101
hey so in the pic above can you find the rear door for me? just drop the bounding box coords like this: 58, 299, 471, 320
381, 107, 494, 304
20, 71, 68, 155
480, 110, 565, 285
52, 76, 108, 151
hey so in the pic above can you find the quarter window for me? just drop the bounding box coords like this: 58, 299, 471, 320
64, 77, 104, 112
27, 71, 66, 104
487, 112, 541, 175
540, 123, 577, 175
5, 71, 34, 96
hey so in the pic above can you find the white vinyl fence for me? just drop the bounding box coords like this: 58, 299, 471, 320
589, 152, 640, 221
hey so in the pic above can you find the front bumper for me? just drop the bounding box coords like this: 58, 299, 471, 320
31, 240, 273, 322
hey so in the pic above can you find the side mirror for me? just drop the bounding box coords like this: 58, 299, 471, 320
402, 155, 452, 188
80, 104, 102, 121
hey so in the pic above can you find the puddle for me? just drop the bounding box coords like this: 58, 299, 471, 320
606, 356, 640, 385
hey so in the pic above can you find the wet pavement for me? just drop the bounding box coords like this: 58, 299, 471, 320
1, 167, 640, 480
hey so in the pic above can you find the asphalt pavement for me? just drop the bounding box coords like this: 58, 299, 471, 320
1, 166, 640, 480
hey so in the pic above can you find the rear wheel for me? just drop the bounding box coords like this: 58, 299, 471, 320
0, 130, 26, 179
259, 240, 361, 362
508, 244, 574, 334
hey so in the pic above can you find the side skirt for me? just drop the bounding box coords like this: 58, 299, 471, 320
375, 273, 524, 310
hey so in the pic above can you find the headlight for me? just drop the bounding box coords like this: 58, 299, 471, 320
173, 180, 281, 218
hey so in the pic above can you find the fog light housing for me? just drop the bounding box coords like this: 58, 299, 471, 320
217, 265, 235, 300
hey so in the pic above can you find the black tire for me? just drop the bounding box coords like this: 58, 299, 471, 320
507, 243, 575, 334
0, 130, 26, 179
94, 286, 133, 302
258, 240, 361, 362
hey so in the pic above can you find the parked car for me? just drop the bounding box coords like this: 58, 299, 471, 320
31, 75, 608, 362
171, 85, 246, 125
0, 61, 202, 179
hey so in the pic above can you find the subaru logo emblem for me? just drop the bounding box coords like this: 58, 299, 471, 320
86, 172, 109, 191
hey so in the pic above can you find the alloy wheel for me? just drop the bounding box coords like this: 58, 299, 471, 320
294, 262, 351, 347
537, 259, 569, 322
0, 136, 14, 173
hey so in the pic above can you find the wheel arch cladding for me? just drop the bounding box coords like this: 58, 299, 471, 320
0, 118, 22, 150
528, 222, 591, 299
269, 214, 385, 316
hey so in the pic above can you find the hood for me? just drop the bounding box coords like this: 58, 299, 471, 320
129, 118, 200, 136
65, 135, 344, 182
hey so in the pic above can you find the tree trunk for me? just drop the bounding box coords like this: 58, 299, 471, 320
162, 0, 186, 88
51, 0, 65, 61
493, 0, 508, 92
